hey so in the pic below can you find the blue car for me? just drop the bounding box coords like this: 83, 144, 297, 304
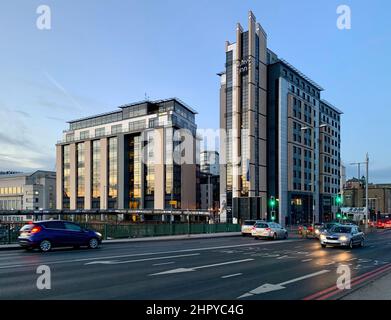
18, 220, 103, 252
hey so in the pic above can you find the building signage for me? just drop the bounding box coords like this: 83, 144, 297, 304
237, 57, 252, 74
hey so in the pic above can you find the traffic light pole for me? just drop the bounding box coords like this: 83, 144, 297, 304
365, 153, 369, 229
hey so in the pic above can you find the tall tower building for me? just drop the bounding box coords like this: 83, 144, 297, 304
219, 11, 343, 225
219, 11, 268, 222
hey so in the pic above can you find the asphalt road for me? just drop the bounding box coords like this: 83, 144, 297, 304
1, 229, 391, 300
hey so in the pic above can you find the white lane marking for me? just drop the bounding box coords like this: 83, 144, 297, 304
222, 273, 242, 279
302, 259, 313, 262
317, 261, 336, 266
150, 259, 254, 276
0, 239, 300, 270
238, 270, 330, 298
153, 262, 175, 266
276, 255, 295, 260
85, 253, 200, 265
347, 258, 357, 261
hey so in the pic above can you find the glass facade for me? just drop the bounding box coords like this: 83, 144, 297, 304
164, 128, 181, 208
76, 142, 85, 209
62, 145, 70, 209
108, 137, 118, 209
92, 140, 101, 208
225, 50, 233, 201
144, 131, 155, 208
127, 134, 142, 209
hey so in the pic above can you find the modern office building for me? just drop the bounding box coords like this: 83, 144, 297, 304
199, 172, 220, 213
200, 151, 220, 176
0, 171, 56, 211
56, 98, 198, 211
219, 11, 343, 225
219, 11, 268, 222
318, 100, 343, 221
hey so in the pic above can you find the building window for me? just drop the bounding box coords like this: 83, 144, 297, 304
77, 142, 85, 209
79, 130, 89, 140
92, 140, 101, 208
111, 124, 122, 135
108, 137, 118, 209
62, 145, 70, 209
95, 127, 105, 137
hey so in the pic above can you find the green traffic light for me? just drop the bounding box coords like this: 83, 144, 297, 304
269, 197, 276, 207
336, 195, 342, 204
336, 213, 341, 219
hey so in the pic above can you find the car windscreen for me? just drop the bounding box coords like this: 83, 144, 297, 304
243, 221, 255, 226
20, 224, 34, 231
255, 223, 269, 228
331, 226, 352, 233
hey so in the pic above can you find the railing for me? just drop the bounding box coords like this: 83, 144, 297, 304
0, 222, 240, 244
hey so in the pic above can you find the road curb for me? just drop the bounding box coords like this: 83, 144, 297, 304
0, 232, 242, 251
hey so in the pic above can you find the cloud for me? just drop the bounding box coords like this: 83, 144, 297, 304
0, 153, 55, 172
0, 132, 37, 150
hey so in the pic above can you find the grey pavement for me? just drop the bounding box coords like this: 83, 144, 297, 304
342, 269, 391, 300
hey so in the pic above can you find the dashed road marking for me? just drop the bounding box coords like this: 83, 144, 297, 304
221, 273, 243, 279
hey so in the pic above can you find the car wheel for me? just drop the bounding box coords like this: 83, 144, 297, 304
273, 233, 277, 240
39, 240, 52, 252
284, 232, 288, 240
88, 238, 99, 249
254, 236, 259, 240
321, 244, 326, 248
349, 240, 354, 249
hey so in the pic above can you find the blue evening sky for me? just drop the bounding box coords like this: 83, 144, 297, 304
0, 0, 390, 182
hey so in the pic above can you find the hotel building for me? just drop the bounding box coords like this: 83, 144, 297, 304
219, 11, 342, 224
56, 98, 198, 211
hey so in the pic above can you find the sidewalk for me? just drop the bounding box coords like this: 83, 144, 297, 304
342, 269, 391, 300
0, 232, 241, 251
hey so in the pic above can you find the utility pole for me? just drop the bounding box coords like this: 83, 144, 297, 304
350, 154, 369, 228
365, 153, 369, 229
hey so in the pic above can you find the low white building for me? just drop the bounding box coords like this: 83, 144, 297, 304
0, 171, 56, 212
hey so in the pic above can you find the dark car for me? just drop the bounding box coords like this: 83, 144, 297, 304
18, 220, 102, 252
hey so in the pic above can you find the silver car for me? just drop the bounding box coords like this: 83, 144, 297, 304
252, 222, 288, 240
241, 220, 263, 236
320, 225, 365, 249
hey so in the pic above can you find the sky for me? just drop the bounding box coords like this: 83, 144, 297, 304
0, 0, 390, 182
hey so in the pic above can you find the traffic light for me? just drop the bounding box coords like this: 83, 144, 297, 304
269, 196, 276, 208
336, 213, 342, 219
335, 195, 343, 205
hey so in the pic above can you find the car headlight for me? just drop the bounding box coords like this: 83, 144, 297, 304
339, 236, 348, 242
315, 229, 320, 234
320, 234, 326, 240
96, 232, 102, 238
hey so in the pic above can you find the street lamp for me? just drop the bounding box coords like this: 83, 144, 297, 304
349, 154, 369, 228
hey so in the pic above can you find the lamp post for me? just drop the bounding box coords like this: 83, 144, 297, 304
350, 154, 369, 228
301, 123, 328, 227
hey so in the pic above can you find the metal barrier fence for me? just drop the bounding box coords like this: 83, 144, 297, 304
0, 222, 240, 245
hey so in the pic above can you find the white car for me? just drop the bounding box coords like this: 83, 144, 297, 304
252, 222, 288, 240
241, 220, 263, 236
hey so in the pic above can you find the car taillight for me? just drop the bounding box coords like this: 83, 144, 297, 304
265, 228, 271, 231
30, 226, 42, 234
